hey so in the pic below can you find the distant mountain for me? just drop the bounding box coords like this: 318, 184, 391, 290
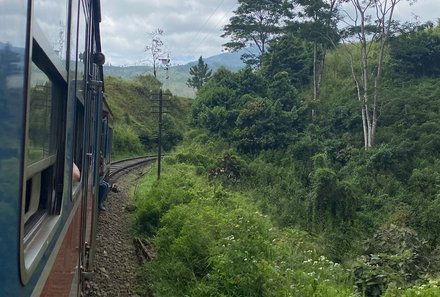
184, 50, 246, 71
103, 49, 253, 98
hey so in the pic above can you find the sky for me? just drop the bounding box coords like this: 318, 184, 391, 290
101, 0, 238, 66
100, 0, 440, 67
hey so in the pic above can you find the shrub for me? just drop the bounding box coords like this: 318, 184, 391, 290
112, 123, 144, 157
134, 160, 354, 297
353, 224, 434, 296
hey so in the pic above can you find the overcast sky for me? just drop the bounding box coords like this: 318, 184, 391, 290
100, 0, 440, 67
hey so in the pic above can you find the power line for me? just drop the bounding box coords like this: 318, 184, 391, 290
194, 2, 238, 56
189, 0, 228, 45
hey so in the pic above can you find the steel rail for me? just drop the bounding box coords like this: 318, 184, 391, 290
109, 156, 158, 181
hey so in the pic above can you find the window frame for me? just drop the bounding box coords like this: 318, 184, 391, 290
19, 1, 70, 284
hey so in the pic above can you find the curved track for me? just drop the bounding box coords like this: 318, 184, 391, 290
109, 156, 158, 182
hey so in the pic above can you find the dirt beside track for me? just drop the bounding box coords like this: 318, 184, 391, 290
83, 168, 150, 297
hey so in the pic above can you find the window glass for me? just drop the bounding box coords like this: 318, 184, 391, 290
70, 0, 79, 72
74, 101, 85, 169
27, 63, 56, 165
21, 47, 64, 280
76, 4, 86, 99
33, 0, 68, 63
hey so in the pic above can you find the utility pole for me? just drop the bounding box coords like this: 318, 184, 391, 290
150, 89, 170, 180
158, 55, 170, 179
150, 55, 171, 180
157, 89, 163, 180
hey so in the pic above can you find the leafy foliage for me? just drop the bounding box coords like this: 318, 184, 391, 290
112, 124, 144, 156
389, 23, 440, 78
192, 66, 302, 153
353, 224, 437, 297
187, 56, 212, 90
134, 160, 353, 297
222, 0, 291, 66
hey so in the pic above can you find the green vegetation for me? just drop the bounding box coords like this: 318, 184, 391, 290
133, 155, 353, 297
187, 56, 212, 91
123, 4, 440, 297
104, 75, 191, 159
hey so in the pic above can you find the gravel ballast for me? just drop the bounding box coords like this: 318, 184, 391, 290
83, 169, 150, 297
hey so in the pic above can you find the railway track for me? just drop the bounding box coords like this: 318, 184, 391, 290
109, 156, 158, 182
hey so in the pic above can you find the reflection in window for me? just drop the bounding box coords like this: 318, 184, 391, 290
70, 0, 79, 64
27, 63, 56, 165
33, 0, 68, 62
76, 6, 87, 100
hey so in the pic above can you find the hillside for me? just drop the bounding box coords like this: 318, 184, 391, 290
104, 75, 191, 159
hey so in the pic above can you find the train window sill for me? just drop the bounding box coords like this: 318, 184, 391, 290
21, 213, 60, 283
72, 183, 81, 200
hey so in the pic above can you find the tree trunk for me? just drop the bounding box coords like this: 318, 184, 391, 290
312, 42, 318, 118
346, 0, 402, 149
312, 42, 325, 119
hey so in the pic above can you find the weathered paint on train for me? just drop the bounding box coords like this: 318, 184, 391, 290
0, 0, 111, 295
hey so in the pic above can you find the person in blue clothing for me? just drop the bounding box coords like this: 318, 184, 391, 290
98, 153, 110, 211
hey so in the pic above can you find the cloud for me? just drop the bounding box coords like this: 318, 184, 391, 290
101, 0, 237, 66
0, 2, 28, 47
101, 0, 439, 66
395, 0, 440, 23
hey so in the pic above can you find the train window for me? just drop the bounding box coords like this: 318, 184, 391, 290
69, 0, 85, 196
26, 63, 56, 167
33, 0, 69, 64
21, 41, 66, 283
74, 100, 85, 172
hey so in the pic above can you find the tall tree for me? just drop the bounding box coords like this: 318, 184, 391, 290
222, 0, 291, 67
186, 56, 212, 91
291, 0, 340, 116
263, 33, 313, 89
341, 0, 416, 149
145, 28, 165, 78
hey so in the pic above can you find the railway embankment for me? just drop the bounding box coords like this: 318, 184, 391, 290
83, 167, 151, 297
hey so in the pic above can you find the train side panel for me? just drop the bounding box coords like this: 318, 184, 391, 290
0, 0, 28, 296
0, 0, 106, 296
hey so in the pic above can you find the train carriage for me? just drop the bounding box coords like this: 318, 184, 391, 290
0, 0, 110, 295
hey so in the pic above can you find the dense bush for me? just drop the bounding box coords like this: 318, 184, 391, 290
112, 124, 144, 157
388, 23, 440, 78
134, 161, 353, 296
353, 224, 437, 296
383, 280, 440, 297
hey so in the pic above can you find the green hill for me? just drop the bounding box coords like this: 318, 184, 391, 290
104, 75, 191, 159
